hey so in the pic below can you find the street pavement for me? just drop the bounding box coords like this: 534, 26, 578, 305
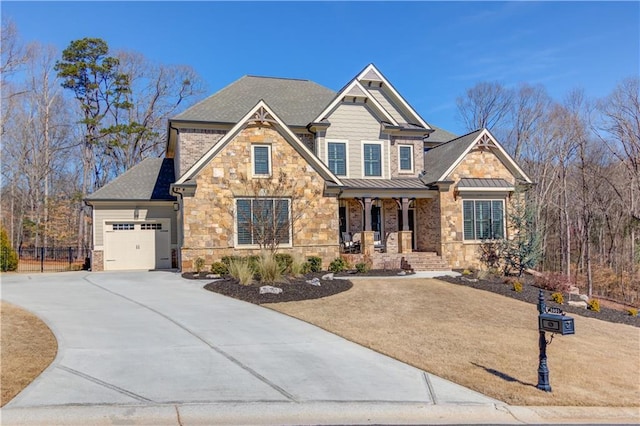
1, 271, 638, 425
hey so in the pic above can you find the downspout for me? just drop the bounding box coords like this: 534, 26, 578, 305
171, 185, 184, 272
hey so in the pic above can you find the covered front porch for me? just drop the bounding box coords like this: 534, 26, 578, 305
334, 180, 450, 271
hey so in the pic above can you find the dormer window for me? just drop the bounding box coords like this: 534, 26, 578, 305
252, 144, 271, 177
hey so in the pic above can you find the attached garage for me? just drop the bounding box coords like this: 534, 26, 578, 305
104, 220, 171, 270
85, 158, 178, 271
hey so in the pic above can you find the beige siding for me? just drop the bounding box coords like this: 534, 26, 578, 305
368, 87, 412, 124
93, 203, 177, 247
323, 102, 390, 178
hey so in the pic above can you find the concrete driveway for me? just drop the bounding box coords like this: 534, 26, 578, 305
1, 271, 504, 424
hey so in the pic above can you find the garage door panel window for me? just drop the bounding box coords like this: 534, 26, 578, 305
236, 198, 291, 246
141, 223, 162, 230
463, 200, 504, 240
112, 223, 135, 231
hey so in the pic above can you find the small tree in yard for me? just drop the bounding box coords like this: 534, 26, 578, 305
233, 170, 321, 253
1, 227, 18, 271
480, 189, 542, 277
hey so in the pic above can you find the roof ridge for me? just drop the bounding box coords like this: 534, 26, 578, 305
245, 75, 312, 82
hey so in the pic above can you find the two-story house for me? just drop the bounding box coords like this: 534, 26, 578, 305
86, 64, 531, 272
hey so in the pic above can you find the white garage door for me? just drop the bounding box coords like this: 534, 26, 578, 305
104, 221, 171, 271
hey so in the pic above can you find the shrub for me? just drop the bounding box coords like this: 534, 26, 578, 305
462, 269, 473, 276
627, 308, 638, 317
211, 262, 228, 276
289, 254, 308, 278
551, 292, 564, 304
194, 257, 205, 274
588, 299, 601, 312
512, 281, 523, 293
221, 255, 243, 266
228, 258, 254, 286
355, 262, 370, 274
274, 253, 293, 273
534, 272, 572, 293
307, 256, 322, 273
328, 257, 348, 273
246, 255, 261, 272
0, 227, 18, 272
256, 251, 284, 284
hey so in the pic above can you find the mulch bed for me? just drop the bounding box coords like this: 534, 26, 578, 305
435, 273, 640, 328
200, 272, 354, 304
186, 269, 639, 327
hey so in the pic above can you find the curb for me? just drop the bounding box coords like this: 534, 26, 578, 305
2, 402, 639, 425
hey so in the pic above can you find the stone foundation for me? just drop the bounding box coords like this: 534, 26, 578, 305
91, 250, 104, 272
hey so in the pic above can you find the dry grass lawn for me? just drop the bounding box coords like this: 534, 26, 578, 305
267, 278, 640, 407
0, 301, 58, 406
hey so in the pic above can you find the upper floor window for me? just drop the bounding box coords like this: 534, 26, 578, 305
363, 143, 382, 177
252, 145, 271, 177
399, 145, 413, 172
463, 200, 504, 240
327, 142, 347, 176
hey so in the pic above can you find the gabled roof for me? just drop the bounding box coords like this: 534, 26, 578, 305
422, 129, 532, 185
172, 76, 336, 127
312, 64, 432, 133
426, 125, 458, 144
312, 79, 399, 126
85, 158, 176, 202
356, 64, 432, 131
175, 100, 342, 186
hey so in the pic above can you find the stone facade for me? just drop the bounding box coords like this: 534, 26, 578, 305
389, 136, 423, 178
438, 147, 516, 269
181, 123, 339, 271
177, 128, 226, 178
91, 250, 104, 272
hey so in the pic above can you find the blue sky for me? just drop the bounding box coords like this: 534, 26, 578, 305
2, 1, 638, 134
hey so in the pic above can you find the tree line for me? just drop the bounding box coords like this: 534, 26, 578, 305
1, 19, 206, 252
457, 78, 639, 303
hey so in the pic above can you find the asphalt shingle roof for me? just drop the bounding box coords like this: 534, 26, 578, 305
426, 125, 458, 143
86, 158, 176, 201
422, 129, 483, 184
172, 76, 336, 127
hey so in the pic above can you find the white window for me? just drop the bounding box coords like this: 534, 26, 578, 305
463, 200, 505, 240
363, 142, 383, 177
398, 145, 413, 173
327, 141, 347, 176
236, 198, 291, 247
252, 144, 271, 177
112, 223, 135, 231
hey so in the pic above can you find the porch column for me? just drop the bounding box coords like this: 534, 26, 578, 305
363, 197, 372, 231
401, 197, 410, 231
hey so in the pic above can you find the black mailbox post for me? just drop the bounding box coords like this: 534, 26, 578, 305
537, 290, 575, 392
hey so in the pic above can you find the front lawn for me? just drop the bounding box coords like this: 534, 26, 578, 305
265, 278, 640, 407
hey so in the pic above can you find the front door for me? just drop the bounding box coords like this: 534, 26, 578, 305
397, 209, 416, 249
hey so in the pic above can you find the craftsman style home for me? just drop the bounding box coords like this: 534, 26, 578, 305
86, 64, 532, 272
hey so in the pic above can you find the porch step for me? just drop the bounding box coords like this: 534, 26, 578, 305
374, 252, 451, 271
400, 252, 451, 272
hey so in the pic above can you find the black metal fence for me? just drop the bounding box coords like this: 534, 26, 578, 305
11, 247, 91, 273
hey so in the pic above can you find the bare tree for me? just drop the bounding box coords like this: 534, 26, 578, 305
456, 81, 513, 131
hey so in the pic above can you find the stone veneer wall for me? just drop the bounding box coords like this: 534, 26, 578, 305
438, 147, 516, 269
178, 129, 226, 177
389, 136, 424, 178
181, 123, 339, 271
416, 198, 440, 253
91, 250, 104, 272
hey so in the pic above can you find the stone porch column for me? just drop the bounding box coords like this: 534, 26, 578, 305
398, 231, 413, 254
361, 231, 375, 256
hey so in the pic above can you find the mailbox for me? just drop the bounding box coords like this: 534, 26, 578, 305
538, 313, 575, 335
